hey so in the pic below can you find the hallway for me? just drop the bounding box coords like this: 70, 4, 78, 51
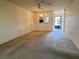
0, 30, 79, 59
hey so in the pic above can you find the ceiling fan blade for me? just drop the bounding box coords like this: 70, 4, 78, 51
40, 0, 52, 5
36, 0, 51, 9
36, 0, 40, 3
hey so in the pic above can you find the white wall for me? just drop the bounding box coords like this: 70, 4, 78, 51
65, 0, 79, 48
33, 11, 53, 31
0, 0, 33, 44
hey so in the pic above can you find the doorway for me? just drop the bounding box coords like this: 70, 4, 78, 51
54, 16, 62, 30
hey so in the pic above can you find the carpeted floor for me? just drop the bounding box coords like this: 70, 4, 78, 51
0, 29, 79, 59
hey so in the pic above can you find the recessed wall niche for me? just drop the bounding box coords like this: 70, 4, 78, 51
39, 14, 49, 23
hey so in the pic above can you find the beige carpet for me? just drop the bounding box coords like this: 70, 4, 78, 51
0, 30, 79, 59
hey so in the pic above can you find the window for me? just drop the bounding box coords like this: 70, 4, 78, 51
44, 17, 49, 23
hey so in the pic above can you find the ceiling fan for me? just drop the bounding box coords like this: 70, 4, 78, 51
36, 0, 51, 9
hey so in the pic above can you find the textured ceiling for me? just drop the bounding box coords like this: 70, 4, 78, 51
7, 0, 73, 12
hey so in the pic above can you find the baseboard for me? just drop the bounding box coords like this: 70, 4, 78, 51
0, 31, 33, 46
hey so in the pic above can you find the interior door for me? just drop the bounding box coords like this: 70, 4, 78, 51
54, 16, 62, 30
